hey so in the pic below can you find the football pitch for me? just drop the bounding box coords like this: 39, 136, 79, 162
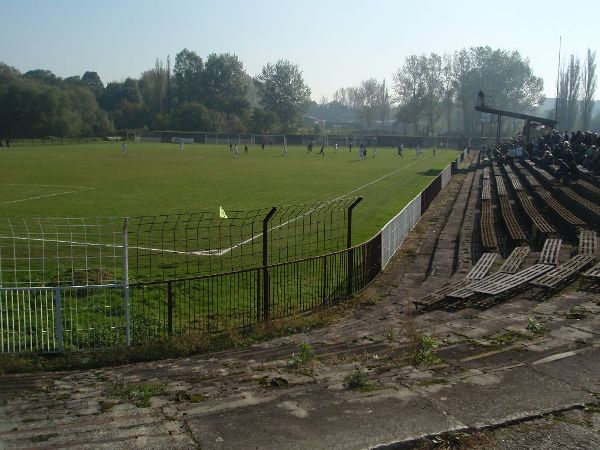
0, 142, 460, 245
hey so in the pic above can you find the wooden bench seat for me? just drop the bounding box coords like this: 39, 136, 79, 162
582, 261, 600, 279
515, 191, 556, 234
579, 230, 598, 256
498, 246, 530, 273
572, 179, 600, 199
495, 176, 507, 196
473, 264, 554, 295
466, 252, 498, 280
483, 167, 490, 179
499, 196, 527, 241
481, 179, 492, 200
413, 279, 471, 309
524, 174, 541, 188
480, 202, 498, 250
447, 272, 506, 299
530, 254, 596, 289
558, 186, 600, 220
507, 173, 525, 191
533, 188, 585, 227
538, 239, 562, 265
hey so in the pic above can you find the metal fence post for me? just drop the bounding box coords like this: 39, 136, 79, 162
346, 197, 363, 296
54, 287, 63, 353
167, 281, 173, 336
262, 207, 277, 322
122, 218, 131, 347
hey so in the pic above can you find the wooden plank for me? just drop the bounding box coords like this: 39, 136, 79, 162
466, 253, 498, 280
508, 173, 524, 191
474, 264, 554, 295
538, 239, 562, 265
578, 230, 598, 256
516, 191, 556, 233
499, 196, 527, 241
495, 176, 507, 196
483, 167, 490, 179
447, 272, 507, 299
413, 279, 471, 307
499, 246, 530, 274
530, 255, 596, 288
480, 202, 498, 249
534, 188, 585, 226
573, 179, 600, 198
583, 261, 600, 279
482, 179, 492, 200
559, 187, 600, 217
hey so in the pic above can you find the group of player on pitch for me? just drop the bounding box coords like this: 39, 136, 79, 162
119, 140, 433, 159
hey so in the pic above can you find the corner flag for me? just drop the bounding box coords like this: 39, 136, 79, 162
219, 206, 228, 219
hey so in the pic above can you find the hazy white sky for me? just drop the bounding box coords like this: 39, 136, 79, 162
1, 0, 598, 101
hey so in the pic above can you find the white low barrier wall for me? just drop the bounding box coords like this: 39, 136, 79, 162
380, 147, 469, 269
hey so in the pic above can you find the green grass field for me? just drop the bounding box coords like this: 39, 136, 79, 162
1, 142, 459, 245
1, 142, 461, 350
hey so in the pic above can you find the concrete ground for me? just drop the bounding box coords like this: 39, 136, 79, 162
1, 163, 599, 449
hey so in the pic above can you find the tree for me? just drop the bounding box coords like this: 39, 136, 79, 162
394, 55, 426, 133
99, 78, 142, 112
581, 49, 597, 131
170, 102, 222, 131
203, 53, 249, 116
81, 71, 104, 92
248, 107, 279, 133
441, 54, 455, 133
257, 60, 311, 132
378, 79, 391, 129
451, 47, 543, 137
23, 69, 60, 85
354, 78, 382, 128
173, 48, 204, 104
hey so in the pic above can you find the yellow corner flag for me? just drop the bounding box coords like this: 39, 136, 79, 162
219, 206, 228, 219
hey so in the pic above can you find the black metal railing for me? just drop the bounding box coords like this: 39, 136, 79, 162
129, 233, 381, 339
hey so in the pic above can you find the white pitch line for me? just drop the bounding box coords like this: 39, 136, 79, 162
7, 183, 92, 189
0, 188, 95, 205
1, 156, 433, 257
203, 156, 432, 256
0, 234, 193, 256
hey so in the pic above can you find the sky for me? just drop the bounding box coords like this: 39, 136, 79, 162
1, 0, 598, 102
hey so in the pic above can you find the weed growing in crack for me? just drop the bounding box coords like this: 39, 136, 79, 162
344, 366, 376, 391
107, 381, 167, 408
413, 334, 442, 365
288, 341, 314, 368
527, 317, 546, 336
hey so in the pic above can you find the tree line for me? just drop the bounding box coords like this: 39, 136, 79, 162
0, 50, 311, 138
312, 46, 598, 136
1, 46, 597, 139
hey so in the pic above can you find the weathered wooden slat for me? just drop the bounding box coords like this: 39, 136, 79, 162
473, 264, 554, 295
538, 239, 562, 265
578, 230, 598, 256
583, 261, 600, 279
499, 246, 530, 274
534, 188, 585, 226
466, 253, 498, 280
413, 279, 471, 308
530, 255, 596, 289
516, 191, 556, 234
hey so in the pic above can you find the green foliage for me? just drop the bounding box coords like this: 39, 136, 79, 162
413, 334, 442, 365
288, 341, 314, 367
107, 381, 167, 408
257, 60, 311, 132
343, 366, 375, 391
526, 317, 546, 336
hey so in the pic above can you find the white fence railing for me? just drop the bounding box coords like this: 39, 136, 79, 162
380, 147, 468, 269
